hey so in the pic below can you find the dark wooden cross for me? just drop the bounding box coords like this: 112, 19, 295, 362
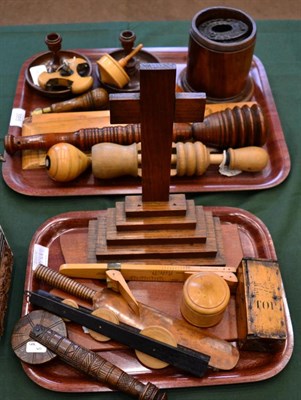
109, 63, 206, 202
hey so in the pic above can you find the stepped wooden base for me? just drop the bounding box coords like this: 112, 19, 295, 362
86, 194, 237, 266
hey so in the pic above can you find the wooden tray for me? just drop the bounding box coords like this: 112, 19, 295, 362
21, 207, 293, 392
2, 48, 290, 196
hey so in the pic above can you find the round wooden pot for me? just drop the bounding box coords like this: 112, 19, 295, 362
180, 272, 230, 327
180, 7, 256, 102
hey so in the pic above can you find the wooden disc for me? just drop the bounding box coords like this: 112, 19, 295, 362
11, 310, 67, 364
61, 298, 79, 322
135, 325, 177, 369
88, 308, 119, 342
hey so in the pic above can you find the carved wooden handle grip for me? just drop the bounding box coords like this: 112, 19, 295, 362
30, 324, 167, 399
4, 104, 266, 155
34, 264, 96, 302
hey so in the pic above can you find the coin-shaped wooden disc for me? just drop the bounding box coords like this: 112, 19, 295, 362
11, 310, 67, 364
135, 325, 177, 369
88, 308, 119, 342
61, 298, 79, 322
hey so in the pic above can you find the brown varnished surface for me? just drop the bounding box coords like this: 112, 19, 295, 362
21, 207, 293, 392
2, 48, 290, 196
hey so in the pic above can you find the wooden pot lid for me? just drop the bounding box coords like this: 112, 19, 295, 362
11, 310, 67, 364
181, 272, 230, 327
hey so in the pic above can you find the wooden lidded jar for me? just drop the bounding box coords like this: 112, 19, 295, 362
181, 272, 230, 327
181, 7, 256, 102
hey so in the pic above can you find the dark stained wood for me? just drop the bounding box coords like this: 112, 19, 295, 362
2, 48, 290, 196
21, 208, 294, 392
110, 64, 205, 202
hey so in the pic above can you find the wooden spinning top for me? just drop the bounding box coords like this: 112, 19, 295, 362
97, 44, 143, 88
45, 142, 91, 182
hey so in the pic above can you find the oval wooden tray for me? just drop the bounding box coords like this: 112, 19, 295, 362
2, 48, 290, 196
20, 207, 293, 392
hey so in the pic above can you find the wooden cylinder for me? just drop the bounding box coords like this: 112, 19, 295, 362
92, 142, 139, 179
180, 272, 230, 327
181, 7, 256, 101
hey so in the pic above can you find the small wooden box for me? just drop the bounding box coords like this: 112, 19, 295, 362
236, 258, 287, 352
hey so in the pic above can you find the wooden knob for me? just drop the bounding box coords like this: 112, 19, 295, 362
227, 146, 269, 172
45, 142, 91, 182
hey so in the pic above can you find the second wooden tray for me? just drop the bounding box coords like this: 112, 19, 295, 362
19, 207, 294, 392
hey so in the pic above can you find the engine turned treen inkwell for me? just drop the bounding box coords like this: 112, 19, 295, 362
179, 7, 257, 102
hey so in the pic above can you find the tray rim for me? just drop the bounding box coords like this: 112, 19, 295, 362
2, 47, 291, 196
20, 206, 294, 392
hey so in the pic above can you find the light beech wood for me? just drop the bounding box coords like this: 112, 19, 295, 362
135, 326, 177, 369
97, 44, 143, 88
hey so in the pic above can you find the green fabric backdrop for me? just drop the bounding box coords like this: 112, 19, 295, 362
0, 20, 300, 400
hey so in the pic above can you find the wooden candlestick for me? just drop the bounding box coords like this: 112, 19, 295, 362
4, 104, 267, 155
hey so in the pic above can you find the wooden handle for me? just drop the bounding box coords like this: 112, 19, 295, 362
31, 88, 109, 115
30, 324, 167, 400
34, 264, 96, 302
119, 43, 143, 67
4, 104, 266, 155
227, 146, 269, 172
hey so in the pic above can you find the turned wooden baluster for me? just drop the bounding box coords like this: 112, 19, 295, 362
4, 103, 266, 155
44, 141, 269, 182
30, 324, 167, 400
